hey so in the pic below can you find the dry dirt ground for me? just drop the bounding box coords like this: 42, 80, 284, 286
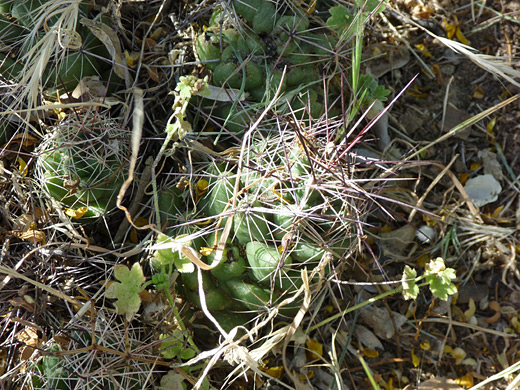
1, 0, 520, 389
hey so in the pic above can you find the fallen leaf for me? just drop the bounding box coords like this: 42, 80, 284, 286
305, 338, 323, 360
478, 149, 503, 181
9, 229, 46, 244
65, 207, 88, 219
464, 174, 502, 207
419, 377, 464, 389
147, 67, 161, 83
378, 224, 416, 257
80, 18, 132, 85
204, 85, 248, 102
359, 305, 407, 339
355, 324, 384, 351
158, 370, 186, 390
442, 105, 471, 138
16, 327, 45, 361
71, 76, 107, 100
485, 300, 501, 323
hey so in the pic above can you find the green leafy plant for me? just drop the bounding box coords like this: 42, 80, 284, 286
194, 0, 341, 132
325, 2, 390, 128
105, 263, 146, 321
104, 258, 202, 363
151, 75, 209, 229
402, 257, 457, 301
158, 334, 197, 360
308, 257, 457, 333
423, 257, 458, 300
32, 345, 69, 390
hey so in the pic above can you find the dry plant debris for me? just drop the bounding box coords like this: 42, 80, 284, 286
1, 0, 520, 389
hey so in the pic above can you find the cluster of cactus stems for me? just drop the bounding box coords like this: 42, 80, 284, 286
35, 108, 129, 219
153, 128, 360, 331
0, 0, 113, 91
194, 0, 342, 132
148, 0, 387, 330
30, 309, 154, 390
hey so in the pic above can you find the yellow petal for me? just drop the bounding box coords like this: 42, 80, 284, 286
17, 157, 28, 177
463, 298, 476, 322
65, 207, 88, 219
415, 43, 432, 58
445, 21, 457, 39
455, 373, 474, 388
473, 84, 485, 99
451, 347, 466, 365
264, 366, 283, 378
420, 340, 431, 351
362, 348, 379, 358
200, 246, 214, 256
306, 338, 323, 360
470, 162, 482, 171
456, 28, 470, 45
411, 348, 420, 368
487, 117, 497, 134
490, 205, 504, 219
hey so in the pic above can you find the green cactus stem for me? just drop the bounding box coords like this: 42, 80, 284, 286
35, 108, 129, 219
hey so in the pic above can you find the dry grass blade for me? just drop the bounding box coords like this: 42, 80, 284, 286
10, 0, 86, 116
391, 7, 520, 88
0, 263, 82, 306
384, 94, 520, 175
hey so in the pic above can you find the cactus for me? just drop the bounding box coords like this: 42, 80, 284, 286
2, 0, 114, 92
35, 108, 129, 219
193, 0, 342, 133
194, 0, 392, 136
152, 130, 356, 327
30, 311, 154, 390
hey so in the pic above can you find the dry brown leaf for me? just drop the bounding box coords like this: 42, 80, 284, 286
9, 229, 46, 244
378, 224, 416, 257
142, 37, 157, 50
71, 76, 107, 100
147, 67, 161, 83
365, 44, 411, 78
16, 327, 45, 361
354, 324, 385, 351
139, 289, 153, 303
0, 348, 7, 376
9, 296, 34, 312
80, 18, 132, 85
359, 305, 407, 339
418, 377, 464, 389
485, 300, 501, 323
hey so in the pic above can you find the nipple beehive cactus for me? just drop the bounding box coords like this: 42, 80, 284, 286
194, 0, 340, 131
35, 108, 129, 219
152, 131, 357, 329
